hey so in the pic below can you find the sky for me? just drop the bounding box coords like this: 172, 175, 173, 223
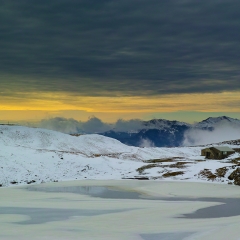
1, 0, 240, 124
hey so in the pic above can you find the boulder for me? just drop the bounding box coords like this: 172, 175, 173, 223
228, 167, 240, 185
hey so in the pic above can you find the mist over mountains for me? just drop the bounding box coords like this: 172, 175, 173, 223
38, 116, 240, 147
183, 116, 240, 146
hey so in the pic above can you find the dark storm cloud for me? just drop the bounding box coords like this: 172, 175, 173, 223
1, 0, 240, 96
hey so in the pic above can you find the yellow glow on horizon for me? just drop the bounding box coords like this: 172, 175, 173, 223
1, 91, 240, 111
0, 91, 239, 121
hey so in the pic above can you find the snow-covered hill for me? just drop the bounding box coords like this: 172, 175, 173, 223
0, 125, 240, 187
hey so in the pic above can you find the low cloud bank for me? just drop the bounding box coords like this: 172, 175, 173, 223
139, 138, 155, 148
38, 116, 240, 147
183, 122, 240, 146
38, 117, 142, 134
40, 117, 81, 134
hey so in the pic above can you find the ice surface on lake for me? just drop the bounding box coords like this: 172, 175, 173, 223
1, 180, 240, 240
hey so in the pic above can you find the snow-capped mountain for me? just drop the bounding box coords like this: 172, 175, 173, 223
194, 116, 240, 130
100, 116, 240, 147
101, 119, 191, 147
1, 125, 240, 187
142, 119, 191, 129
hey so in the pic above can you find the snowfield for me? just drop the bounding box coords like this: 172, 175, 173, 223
0, 125, 240, 187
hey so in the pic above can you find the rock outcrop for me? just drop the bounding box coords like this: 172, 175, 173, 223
228, 167, 240, 185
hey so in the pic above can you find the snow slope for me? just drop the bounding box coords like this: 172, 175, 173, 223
0, 125, 240, 187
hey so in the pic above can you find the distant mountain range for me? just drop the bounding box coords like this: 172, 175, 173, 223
100, 116, 240, 147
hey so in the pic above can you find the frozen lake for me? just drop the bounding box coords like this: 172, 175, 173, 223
0, 180, 240, 239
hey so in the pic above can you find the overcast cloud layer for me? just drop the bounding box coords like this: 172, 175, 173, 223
1, 0, 240, 96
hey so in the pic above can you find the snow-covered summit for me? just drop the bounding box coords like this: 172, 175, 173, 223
195, 116, 240, 129
142, 119, 190, 130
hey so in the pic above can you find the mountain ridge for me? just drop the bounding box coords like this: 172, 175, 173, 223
100, 116, 240, 147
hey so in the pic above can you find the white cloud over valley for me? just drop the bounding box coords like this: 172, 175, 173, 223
183, 122, 240, 146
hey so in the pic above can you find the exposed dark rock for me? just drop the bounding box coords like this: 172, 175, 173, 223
228, 168, 240, 185
168, 162, 193, 169
198, 169, 217, 180
122, 177, 149, 180
215, 167, 228, 178
27, 180, 36, 184
235, 178, 240, 186
136, 164, 160, 174
143, 157, 183, 163
10, 181, 18, 184
162, 171, 185, 178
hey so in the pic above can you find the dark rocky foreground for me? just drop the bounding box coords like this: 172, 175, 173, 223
228, 167, 240, 185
